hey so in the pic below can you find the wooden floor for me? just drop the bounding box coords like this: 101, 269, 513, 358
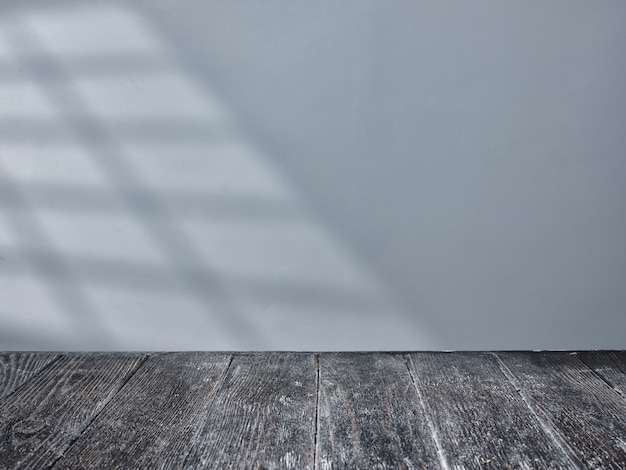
0, 351, 625, 469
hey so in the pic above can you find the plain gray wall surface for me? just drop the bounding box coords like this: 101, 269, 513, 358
0, 0, 625, 350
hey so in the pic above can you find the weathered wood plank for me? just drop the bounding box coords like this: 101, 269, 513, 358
407, 352, 573, 468
578, 351, 626, 399
0, 353, 59, 398
316, 353, 440, 469
0, 351, 623, 468
182, 352, 317, 469
496, 351, 626, 468
0, 353, 144, 469
54, 352, 231, 469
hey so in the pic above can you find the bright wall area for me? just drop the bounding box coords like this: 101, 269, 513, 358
1, 0, 625, 350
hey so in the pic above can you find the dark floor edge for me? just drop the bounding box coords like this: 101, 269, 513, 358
2, 350, 625, 355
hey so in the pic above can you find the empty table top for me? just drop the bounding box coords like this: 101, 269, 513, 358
1, 351, 625, 468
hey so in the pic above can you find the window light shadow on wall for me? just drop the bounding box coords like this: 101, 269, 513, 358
0, 2, 436, 350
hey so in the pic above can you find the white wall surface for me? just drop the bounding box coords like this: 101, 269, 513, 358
1, 0, 625, 350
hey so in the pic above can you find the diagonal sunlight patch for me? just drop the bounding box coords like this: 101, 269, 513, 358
0, 2, 437, 350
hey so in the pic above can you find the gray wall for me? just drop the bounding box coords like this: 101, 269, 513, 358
1, 0, 625, 350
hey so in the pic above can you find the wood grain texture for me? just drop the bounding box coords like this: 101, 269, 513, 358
0, 351, 623, 469
316, 353, 440, 469
0, 353, 59, 398
496, 351, 626, 469
182, 352, 317, 469
578, 351, 626, 399
407, 352, 572, 469
54, 352, 231, 469
0, 353, 144, 469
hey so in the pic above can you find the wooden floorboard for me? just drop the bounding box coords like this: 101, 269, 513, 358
407, 352, 573, 468
181, 352, 318, 469
578, 350, 626, 399
53, 352, 231, 469
0, 351, 623, 469
316, 353, 440, 468
0, 353, 144, 469
496, 351, 626, 468
0, 353, 59, 399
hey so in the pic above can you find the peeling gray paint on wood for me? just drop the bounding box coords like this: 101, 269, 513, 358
0, 351, 624, 469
